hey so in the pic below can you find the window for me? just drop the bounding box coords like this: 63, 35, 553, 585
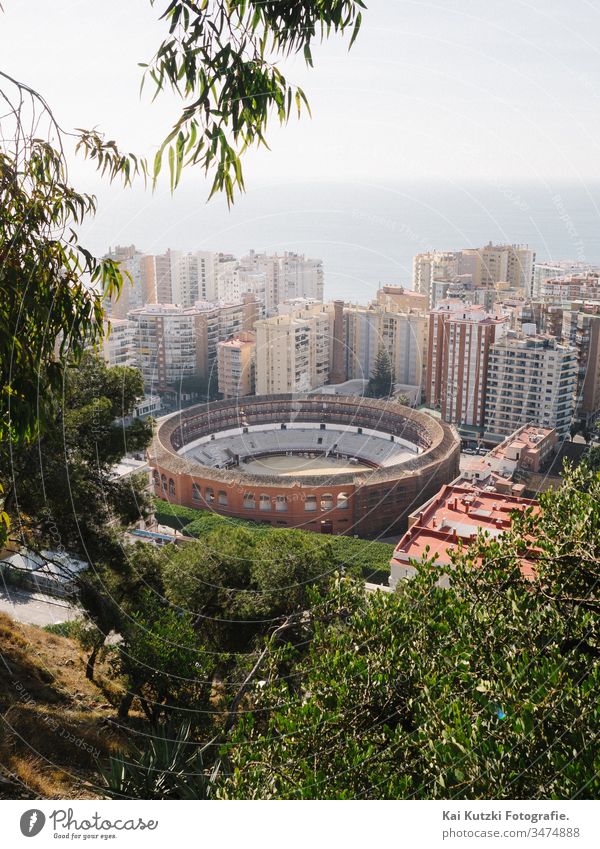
320, 494, 334, 511
192, 483, 201, 501
243, 492, 256, 510
168, 478, 176, 497
161, 474, 167, 492
152, 470, 160, 486
305, 495, 318, 512
275, 495, 288, 512
259, 494, 272, 511
218, 490, 228, 506
337, 493, 349, 509
205, 487, 215, 503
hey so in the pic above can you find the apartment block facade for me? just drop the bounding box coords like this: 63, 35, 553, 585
537, 273, 600, 305
128, 298, 259, 391
483, 334, 578, 442
562, 308, 600, 425
105, 245, 156, 318
255, 304, 332, 395
414, 244, 535, 307
344, 304, 428, 393
426, 301, 510, 432
217, 332, 257, 398
128, 304, 205, 391
99, 318, 136, 368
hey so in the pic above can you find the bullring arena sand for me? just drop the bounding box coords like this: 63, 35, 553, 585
242, 454, 372, 477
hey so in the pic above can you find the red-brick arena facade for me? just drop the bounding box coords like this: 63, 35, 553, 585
149, 395, 461, 538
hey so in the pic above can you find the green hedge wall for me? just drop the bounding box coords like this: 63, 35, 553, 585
153, 499, 393, 581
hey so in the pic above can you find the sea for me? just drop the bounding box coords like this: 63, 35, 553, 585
84, 178, 600, 303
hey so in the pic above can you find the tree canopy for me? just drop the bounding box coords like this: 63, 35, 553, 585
96, 462, 600, 800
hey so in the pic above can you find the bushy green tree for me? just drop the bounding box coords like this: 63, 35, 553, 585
221, 464, 600, 799
162, 527, 335, 652
4, 353, 152, 564
115, 592, 213, 722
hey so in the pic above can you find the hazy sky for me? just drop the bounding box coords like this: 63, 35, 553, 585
3, 0, 600, 184
2, 0, 600, 279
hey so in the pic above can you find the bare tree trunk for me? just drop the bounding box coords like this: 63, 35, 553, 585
118, 689, 135, 721
85, 642, 101, 681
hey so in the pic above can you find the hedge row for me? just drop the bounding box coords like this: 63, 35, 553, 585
153, 499, 393, 580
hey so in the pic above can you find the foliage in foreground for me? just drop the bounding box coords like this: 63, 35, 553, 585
104, 464, 600, 800
222, 464, 600, 799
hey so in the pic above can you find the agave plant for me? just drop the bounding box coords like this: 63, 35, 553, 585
100, 721, 212, 800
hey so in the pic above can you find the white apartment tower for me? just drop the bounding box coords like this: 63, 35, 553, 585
99, 319, 136, 368
484, 334, 578, 442
128, 304, 205, 391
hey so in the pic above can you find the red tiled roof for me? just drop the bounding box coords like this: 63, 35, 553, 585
391, 484, 539, 578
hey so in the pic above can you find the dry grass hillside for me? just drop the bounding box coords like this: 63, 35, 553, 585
0, 613, 130, 799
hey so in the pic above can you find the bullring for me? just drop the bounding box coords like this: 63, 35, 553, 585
149, 395, 460, 537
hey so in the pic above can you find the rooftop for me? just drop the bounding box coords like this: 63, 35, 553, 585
390, 484, 538, 577
489, 425, 556, 460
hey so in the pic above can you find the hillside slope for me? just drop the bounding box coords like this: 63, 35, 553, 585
0, 613, 127, 799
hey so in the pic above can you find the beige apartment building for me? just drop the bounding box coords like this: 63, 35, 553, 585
105, 245, 157, 319
255, 304, 332, 395
128, 297, 259, 391
343, 303, 428, 394
484, 333, 578, 443
414, 244, 535, 307
217, 332, 256, 398
375, 285, 429, 313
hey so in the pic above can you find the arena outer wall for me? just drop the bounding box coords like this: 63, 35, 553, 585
149, 395, 461, 538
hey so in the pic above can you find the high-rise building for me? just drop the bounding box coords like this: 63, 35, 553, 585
562, 308, 600, 426
151, 250, 219, 306
192, 296, 259, 382
255, 304, 332, 395
99, 318, 136, 368
217, 332, 256, 398
413, 251, 464, 308
154, 250, 175, 303
426, 301, 510, 432
484, 333, 578, 443
239, 251, 324, 311
104, 245, 156, 318
414, 244, 535, 306
343, 304, 428, 394
128, 304, 206, 391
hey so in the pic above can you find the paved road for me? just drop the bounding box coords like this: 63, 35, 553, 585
0, 586, 81, 627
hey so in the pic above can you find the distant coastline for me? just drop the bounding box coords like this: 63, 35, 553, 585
83, 178, 600, 303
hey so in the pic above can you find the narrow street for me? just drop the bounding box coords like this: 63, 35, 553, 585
0, 586, 81, 627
